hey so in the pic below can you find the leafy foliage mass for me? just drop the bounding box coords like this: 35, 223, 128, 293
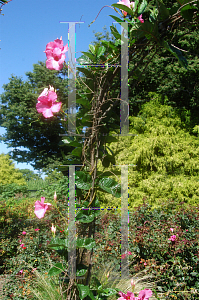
0, 62, 69, 170
0, 154, 26, 185
97, 93, 199, 210
1, 193, 198, 299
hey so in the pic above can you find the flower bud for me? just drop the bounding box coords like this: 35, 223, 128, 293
54, 191, 57, 201
131, 278, 135, 292
51, 224, 56, 236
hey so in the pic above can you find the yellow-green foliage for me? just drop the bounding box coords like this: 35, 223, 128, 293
97, 94, 199, 211
0, 197, 36, 223
0, 153, 26, 185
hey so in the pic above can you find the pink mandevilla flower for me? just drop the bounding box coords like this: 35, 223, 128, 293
35, 228, 40, 231
117, 0, 144, 22
168, 235, 176, 242
22, 231, 26, 235
44, 36, 68, 70
118, 289, 152, 300
36, 86, 62, 118
34, 197, 52, 219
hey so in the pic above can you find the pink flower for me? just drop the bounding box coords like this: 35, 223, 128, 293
121, 253, 126, 259
35, 228, 40, 231
117, 0, 132, 17
118, 289, 152, 300
170, 228, 174, 232
128, 251, 132, 255
168, 235, 176, 242
19, 239, 22, 243
22, 231, 26, 235
118, 291, 134, 300
34, 197, 52, 219
144, 262, 147, 266
44, 36, 68, 70
20, 244, 25, 247
19, 269, 23, 274
138, 14, 144, 23
36, 86, 62, 118
117, 1, 144, 22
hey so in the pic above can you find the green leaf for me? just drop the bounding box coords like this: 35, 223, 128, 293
100, 288, 118, 297
91, 275, 102, 288
77, 67, 93, 78
48, 263, 65, 276
104, 135, 118, 143
76, 237, 96, 250
97, 170, 121, 177
96, 46, 106, 58
61, 136, 74, 144
81, 52, 96, 63
109, 14, 124, 24
75, 171, 92, 190
149, 8, 158, 22
112, 3, 134, 17
180, 4, 196, 21
76, 210, 95, 223
48, 238, 68, 250
101, 40, 118, 52
98, 177, 121, 198
156, 0, 170, 20
102, 154, 115, 168
61, 140, 81, 148
106, 146, 114, 155
89, 44, 95, 55
139, 21, 158, 40
161, 40, 188, 69
110, 25, 121, 40
76, 94, 91, 109
138, 0, 148, 15
76, 268, 87, 277
71, 147, 82, 158
133, 0, 139, 12
77, 284, 95, 300
77, 54, 92, 65
68, 141, 82, 147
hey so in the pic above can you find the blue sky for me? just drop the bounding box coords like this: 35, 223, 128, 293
0, 0, 119, 177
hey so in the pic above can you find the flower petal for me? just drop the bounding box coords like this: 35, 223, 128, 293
138, 289, 153, 300
48, 91, 57, 103
46, 58, 60, 70
51, 102, 62, 113
41, 108, 54, 118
